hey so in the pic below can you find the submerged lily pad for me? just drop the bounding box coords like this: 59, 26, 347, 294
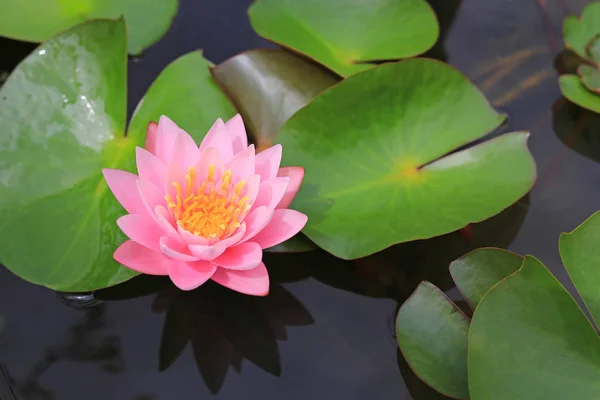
277, 59, 536, 259
563, 1, 600, 59
560, 74, 600, 113
0, 20, 234, 291
0, 0, 177, 54
248, 0, 439, 77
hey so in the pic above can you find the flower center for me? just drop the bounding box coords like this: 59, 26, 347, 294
165, 165, 250, 239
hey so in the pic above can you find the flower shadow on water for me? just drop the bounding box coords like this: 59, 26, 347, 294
97, 276, 313, 394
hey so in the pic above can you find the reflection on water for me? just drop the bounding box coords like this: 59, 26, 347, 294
1, 0, 600, 398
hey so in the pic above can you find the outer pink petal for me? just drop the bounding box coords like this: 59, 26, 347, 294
137, 180, 166, 217
136, 147, 166, 188
145, 121, 158, 155
238, 206, 273, 244
254, 144, 282, 181
227, 144, 255, 182
188, 223, 247, 260
160, 236, 198, 261
213, 242, 262, 270
199, 118, 234, 162
195, 146, 224, 186
252, 177, 289, 210
168, 260, 217, 291
114, 240, 169, 275
155, 116, 182, 163
172, 130, 201, 168
252, 209, 308, 249
117, 214, 162, 251
225, 114, 248, 153
276, 167, 304, 209
102, 169, 145, 214
211, 262, 270, 296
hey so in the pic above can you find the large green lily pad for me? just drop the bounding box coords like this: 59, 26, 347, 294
469, 256, 600, 399
0, 20, 235, 291
0, 0, 177, 55
276, 59, 536, 259
395, 282, 469, 399
559, 210, 600, 328
563, 1, 600, 59
559, 74, 600, 113
247, 0, 439, 77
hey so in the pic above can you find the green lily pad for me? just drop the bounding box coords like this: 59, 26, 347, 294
395, 282, 469, 399
247, 0, 439, 77
211, 49, 339, 152
449, 248, 523, 308
276, 59, 536, 259
559, 74, 600, 113
0, 0, 177, 55
563, 1, 600, 59
559, 210, 600, 328
578, 64, 600, 93
0, 20, 234, 291
587, 35, 600, 64
469, 256, 600, 399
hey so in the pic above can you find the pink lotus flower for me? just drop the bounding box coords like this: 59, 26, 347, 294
102, 115, 307, 296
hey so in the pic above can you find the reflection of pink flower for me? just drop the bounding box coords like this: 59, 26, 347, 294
103, 115, 307, 296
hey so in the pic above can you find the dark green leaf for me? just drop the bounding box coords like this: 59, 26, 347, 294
449, 248, 523, 308
277, 59, 536, 259
469, 256, 600, 399
248, 0, 439, 77
396, 282, 469, 399
211, 49, 339, 152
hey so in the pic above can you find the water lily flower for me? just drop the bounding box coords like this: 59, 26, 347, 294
102, 115, 307, 296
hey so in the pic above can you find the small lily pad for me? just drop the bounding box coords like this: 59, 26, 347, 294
0, 0, 177, 55
0, 20, 234, 291
578, 64, 600, 93
277, 59, 536, 259
395, 282, 469, 399
248, 0, 439, 77
559, 74, 600, 113
563, 1, 600, 59
587, 34, 600, 64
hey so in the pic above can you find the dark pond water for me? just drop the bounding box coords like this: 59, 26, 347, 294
1, 0, 599, 398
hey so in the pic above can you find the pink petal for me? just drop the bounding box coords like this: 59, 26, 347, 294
172, 130, 201, 168
145, 121, 158, 155
164, 161, 186, 200
168, 260, 217, 291
155, 205, 180, 238
255, 144, 282, 181
195, 146, 224, 186
252, 177, 289, 210
252, 209, 308, 249
241, 173, 261, 206
178, 225, 209, 245
211, 262, 270, 296
239, 206, 274, 243
137, 180, 166, 217
117, 214, 162, 251
114, 240, 169, 275
102, 169, 144, 214
199, 118, 234, 162
227, 144, 256, 182
214, 242, 262, 270
155, 115, 182, 163
136, 147, 166, 188
276, 167, 304, 209
160, 236, 198, 261
188, 223, 247, 260
225, 114, 249, 153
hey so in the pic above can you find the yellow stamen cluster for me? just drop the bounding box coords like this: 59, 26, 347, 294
165, 164, 250, 239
